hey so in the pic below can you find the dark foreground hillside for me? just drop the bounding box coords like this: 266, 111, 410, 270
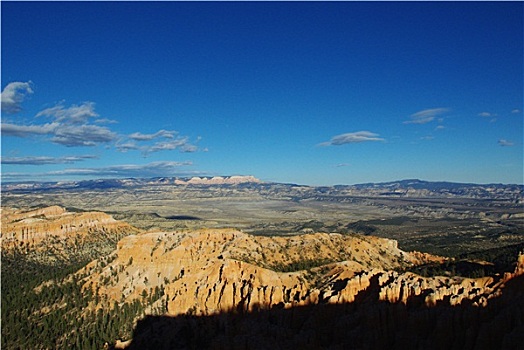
123, 274, 524, 350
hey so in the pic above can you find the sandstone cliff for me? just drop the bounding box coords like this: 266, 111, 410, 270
87, 228, 523, 349
1, 206, 141, 263
5, 210, 519, 349
174, 175, 261, 185
124, 270, 524, 350
81, 228, 452, 317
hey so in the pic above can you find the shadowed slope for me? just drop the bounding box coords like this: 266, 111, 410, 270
122, 273, 524, 350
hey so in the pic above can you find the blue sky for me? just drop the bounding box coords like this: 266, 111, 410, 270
1, 2, 522, 185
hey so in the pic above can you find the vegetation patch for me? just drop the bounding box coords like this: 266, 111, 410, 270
400, 242, 524, 278
345, 221, 377, 235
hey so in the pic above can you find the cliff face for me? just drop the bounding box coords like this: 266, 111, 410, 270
1, 206, 140, 263
83, 229, 414, 314
82, 227, 513, 320
125, 271, 524, 350
173, 175, 261, 185
89, 228, 523, 349
5, 207, 521, 348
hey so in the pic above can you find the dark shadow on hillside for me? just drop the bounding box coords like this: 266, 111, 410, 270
165, 215, 202, 221
121, 274, 524, 350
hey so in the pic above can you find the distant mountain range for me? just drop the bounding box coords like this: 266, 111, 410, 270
341, 179, 524, 200
2, 176, 523, 201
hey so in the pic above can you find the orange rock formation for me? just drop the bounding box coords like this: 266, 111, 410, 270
1, 206, 140, 253
80, 228, 483, 317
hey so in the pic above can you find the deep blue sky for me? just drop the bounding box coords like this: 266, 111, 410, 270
1, 2, 523, 185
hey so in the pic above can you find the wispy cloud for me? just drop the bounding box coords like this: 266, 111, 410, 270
511, 109, 521, 114
1, 81, 204, 183
1, 120, 117, 147
319, 131, 385, 146
126, 130, 200, 154
129, 130, 176, 141
116, 135, 199, 155
1, 155, 98, 165
478, 112, 493, 117
1, 161, 197, 181
51, 124, 118, 147
1, 122, 58, 137
94, 118, 118, 124
2, 99, 196, 151
115, 141, 140, 152
498, 139, 514, 147
403, 108, 449, 124
334, 163, 350, 167
37, 102, 98, 124
146, 138, 198, 153
2, 101, 117, 147
1, 81, 33, 114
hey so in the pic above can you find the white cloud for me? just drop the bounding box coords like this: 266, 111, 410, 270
1, 122, 58, 137
129, 130, 176, 141
1, 161, 197, 180
2, 119, 117, 147
146, 138, 198, 153
403, 108, 449, 124
94, 118, 118, 124
2, 83, 202, 155
116, 134, 199, 155
478, 112, 492, 117
511, 109, 521, 114
3, 101, 116, 147
498, 139, 514, 147
1, 81, 33, 114
116, 141, 140, 152
51, 124, 118, 147
1, 155, 98, 165
320, 131, 385, 146
36, 102, 98, 124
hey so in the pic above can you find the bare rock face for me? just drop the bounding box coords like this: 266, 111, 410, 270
1, 206, 140, 257
81, 228, 452, 317
173, 175, 261, 185
87, 228, 524, 349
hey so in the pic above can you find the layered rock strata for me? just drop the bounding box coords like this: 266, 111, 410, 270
1, 206, 140, 253
88, 228, 524, 349
82, 229, 453, 316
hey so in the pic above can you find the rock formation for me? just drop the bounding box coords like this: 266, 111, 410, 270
4, 207, 522, 348
174, 175, 261, 185
1, 206, 140, 262
86, 228, 523, 349
80, 228, 452, 316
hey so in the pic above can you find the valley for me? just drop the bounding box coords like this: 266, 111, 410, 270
3, 177, 523, 256
1, 177, 523, 349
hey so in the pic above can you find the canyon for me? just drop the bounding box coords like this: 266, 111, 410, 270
83, 227, 522, 318
2, 177, 523, 349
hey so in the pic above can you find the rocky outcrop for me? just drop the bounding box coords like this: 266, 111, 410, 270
98, 227, 523, 349
174, 175, 261, 185
1, 206, 140, 257
124, 270, 524, 350
81, 229, 420, 313
318, 268, 507, 308
82, 228, 459, 317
